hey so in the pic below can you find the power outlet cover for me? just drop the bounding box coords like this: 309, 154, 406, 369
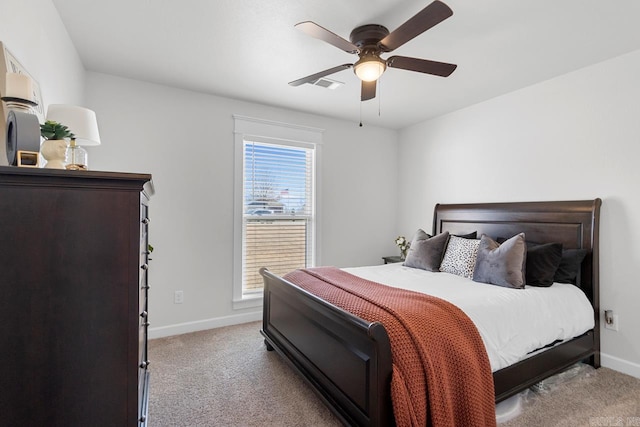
604, 314, 619, 331
174, 290, 184, 304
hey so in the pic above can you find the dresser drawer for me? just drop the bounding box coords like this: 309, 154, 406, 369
139, 270, 148, 312
139, 309, 149, 369
138, 369, 150, 426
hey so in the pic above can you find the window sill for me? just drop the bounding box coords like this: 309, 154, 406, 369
232, 294, 264, 310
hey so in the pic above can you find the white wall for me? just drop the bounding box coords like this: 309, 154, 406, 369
398, 49, 640, 378
0, 0, 85, 165
84, 72, 399, 337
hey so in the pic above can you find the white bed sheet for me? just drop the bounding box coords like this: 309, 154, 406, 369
342, 263, 595, 372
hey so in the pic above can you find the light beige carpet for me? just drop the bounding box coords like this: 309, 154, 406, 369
148, 321, 640, 426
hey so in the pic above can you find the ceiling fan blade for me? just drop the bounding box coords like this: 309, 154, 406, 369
379, 0, 453, 52
387, 56, 457, 77
361, 80, 376, 101
295, 21, 359, 54
289, 64, 353, 87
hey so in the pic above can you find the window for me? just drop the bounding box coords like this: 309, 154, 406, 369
242, 141, 314, 292
233, 116, 322, 308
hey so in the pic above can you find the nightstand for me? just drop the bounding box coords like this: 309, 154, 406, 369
382, 255, 404, 264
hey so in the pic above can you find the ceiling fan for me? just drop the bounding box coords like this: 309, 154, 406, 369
289, 0, 457, 101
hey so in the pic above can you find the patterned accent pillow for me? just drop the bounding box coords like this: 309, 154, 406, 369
440, 235, 481, 278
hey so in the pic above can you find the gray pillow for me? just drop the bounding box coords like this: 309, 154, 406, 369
412, 228, 431, 241
472, 233, 527, 289
403, 230, 450, 272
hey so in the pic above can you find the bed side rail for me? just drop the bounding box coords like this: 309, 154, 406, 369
493, 331, 595, 402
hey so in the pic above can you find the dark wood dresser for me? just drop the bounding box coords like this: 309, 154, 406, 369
0, 166, 154, 426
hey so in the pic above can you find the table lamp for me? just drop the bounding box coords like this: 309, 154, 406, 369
46, 104, 101, 170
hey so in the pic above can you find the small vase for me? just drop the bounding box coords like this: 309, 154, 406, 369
41, 139, 68, 169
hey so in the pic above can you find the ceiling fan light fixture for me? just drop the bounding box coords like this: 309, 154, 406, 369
354, 56, 386, 82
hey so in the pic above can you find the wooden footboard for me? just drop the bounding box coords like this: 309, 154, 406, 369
260, 267, 393, 427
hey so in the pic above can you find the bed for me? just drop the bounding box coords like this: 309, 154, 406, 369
260, 199, 601, 426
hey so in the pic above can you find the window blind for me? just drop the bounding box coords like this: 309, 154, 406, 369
242, 141, 314, 293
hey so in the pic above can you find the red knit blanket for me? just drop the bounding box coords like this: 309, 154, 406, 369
283, 267, 496, 427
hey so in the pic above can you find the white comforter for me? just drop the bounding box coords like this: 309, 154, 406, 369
342, 263, 595, 372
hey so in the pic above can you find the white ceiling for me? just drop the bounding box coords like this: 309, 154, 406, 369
51, 0, 640, 129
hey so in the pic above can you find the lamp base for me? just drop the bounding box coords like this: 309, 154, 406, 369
65, 163, 88, 171
66, 141, 88, 171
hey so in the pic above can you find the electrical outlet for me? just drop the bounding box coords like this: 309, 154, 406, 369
604, 313, 619, 331
174, 290, 184, 304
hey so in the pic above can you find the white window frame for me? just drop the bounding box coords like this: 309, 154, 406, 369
232, 115, 323, 309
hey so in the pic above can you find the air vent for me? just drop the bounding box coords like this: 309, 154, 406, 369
310, 78, 343, 90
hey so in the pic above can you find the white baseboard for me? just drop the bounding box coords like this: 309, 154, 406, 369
601, 353, 640, 379
148, 311, 262, 339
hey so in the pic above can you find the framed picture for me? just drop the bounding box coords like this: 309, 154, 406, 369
0, 41, 45, 122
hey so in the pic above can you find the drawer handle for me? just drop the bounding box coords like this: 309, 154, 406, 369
140, 311, 148, 318
141, 218, 150, 225
139, 360, 150, 369
139, 415, 146, 422
143, 322, 150, 327
141, 264, 149, 271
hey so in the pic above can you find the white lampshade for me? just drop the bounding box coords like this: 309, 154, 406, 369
354, 56, 386, 82
46, 104, 101, 146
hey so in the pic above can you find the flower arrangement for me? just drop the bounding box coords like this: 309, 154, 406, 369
395, 236, 410, 259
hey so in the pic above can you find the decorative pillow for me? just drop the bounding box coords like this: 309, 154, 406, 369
411, 228, 430, 241
440, 235, 481, 279
554, 249, 588, 284
525, 242, 563, 287
403, 230, 450, 272
473, 233, 527, 289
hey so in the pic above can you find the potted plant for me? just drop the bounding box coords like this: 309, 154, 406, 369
40, 120, 75, 169
40, 120, 75, 141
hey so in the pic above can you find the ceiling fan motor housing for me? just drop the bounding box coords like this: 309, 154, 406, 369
349, 24, 390, 51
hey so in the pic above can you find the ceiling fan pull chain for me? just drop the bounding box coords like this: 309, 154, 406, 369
378, 79, 382, 117
359, 101, 363, 127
